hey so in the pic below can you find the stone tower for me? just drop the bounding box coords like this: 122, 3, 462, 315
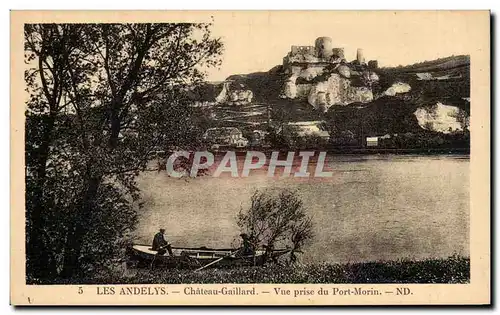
356, 48, 365, 64
315, 37, 334, 59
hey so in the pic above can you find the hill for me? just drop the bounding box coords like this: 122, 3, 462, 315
204, 55, 470, 150
226, 68, 286, 104
380, 55, 470, 73
223, 55, 470, 110
376, 55, 470, 102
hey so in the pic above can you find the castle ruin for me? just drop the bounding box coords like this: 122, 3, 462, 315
283, 36, 348, 74
280, 36, 380, 112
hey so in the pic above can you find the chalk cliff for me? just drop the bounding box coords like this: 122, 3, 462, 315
306, 73, 374, 112
384, 82, 412, 96
215, 81, 253, 105
414, 102, 469, 134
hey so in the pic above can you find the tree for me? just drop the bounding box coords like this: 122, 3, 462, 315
25, 23, 223, 281
25, 24, 96, 279
237, 189, 314, 265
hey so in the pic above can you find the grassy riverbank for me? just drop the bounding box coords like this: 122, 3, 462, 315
51, 255, 469, 284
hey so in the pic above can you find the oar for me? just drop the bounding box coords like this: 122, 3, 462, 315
194, 248, 240, 272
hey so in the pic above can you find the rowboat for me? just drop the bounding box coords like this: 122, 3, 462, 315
128, 244, 292, 269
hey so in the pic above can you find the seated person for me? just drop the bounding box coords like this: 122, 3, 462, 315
239, 233, 254, 256
152, 228, 173, 256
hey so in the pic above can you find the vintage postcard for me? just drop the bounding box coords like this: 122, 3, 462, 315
10, 10, 490, 305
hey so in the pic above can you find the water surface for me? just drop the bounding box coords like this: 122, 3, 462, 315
135, 154, 469, 263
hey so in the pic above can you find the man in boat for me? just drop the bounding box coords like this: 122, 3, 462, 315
152, 228, 174, 256
238, 233, 254, 256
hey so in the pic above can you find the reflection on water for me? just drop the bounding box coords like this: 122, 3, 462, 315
135, 154, 469, 263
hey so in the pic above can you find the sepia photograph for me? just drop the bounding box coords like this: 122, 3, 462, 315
10, 10, 490, 305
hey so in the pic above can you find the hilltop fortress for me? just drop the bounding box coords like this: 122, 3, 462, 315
189, 36, 400, 112
283, 37, 351, 68
280, 37, 380, 112
186, 36, 469, 139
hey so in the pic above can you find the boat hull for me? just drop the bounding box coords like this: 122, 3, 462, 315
128, 244, 291, 269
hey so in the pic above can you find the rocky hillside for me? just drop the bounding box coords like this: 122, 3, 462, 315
377, 55, 470, 104
372, 55, 470, 134
190, 54, 470, 150
225, 55, 469, 134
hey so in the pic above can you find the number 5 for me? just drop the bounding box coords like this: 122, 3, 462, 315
78, 287, 83, 294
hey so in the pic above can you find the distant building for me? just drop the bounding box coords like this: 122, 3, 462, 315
366, 134, 392, 147
282, 36, 351, 73
234, 137, 249, 148
203, 127, 248, 148
366, 136, 379, 147
356, 48, 365, 64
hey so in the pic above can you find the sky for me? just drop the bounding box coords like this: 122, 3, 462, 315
202, 11, 482, 81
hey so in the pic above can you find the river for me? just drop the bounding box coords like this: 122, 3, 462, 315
134, 154, 469, 263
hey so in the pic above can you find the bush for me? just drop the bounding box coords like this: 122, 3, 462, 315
237, 189, 314, 264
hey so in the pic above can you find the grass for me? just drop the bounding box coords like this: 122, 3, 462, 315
52, 255, 469, 284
